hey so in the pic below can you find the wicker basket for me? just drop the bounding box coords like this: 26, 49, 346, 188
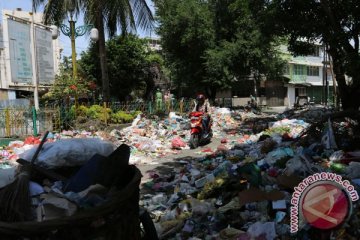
0, 165, 142, 240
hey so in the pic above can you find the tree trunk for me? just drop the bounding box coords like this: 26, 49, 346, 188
143, 64, 157, 100
332, 59, 360, 110
206, 86, 217, 100
96, 11, 110, 102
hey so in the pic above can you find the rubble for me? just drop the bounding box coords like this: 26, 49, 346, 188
137, 108, 360, 239
0, 107, 359, 239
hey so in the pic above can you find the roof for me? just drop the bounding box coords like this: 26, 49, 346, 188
288, 60, 323, 67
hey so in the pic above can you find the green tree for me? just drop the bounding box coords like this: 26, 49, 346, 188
78, 34, 158, 101
43, 64, 89, 103
205, 0, 284, 95
271, 0, 360, 110
155, 0, 284, 99
33, 0, 153, 102
155, 0, 216, 97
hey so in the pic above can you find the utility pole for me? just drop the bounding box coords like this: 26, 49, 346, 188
30, 10, 39, 110
329, 55, 338, 108
322, 45, 327, 106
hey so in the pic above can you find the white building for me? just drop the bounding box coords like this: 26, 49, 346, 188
281, 44, 334, 107
0, 8, 62, 103
215, 43, 336, 108
146, 37, 162, 52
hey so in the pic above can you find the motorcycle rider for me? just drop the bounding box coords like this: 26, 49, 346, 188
193, 94, 211, 134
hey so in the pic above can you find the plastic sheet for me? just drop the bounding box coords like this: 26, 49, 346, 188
20, 138, 115, 168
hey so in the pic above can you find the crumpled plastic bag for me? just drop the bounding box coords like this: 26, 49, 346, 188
24, 136, 41, 145
171, 137, 187, 149
190, 198, 214, 216
345, 162, 360, 179
284, 156, 308, 177
264, 147, 294, 165
215, 108, 231, 115
247, 222, 276, 240
329, 150, 344, 162
321, 118, 338, 149
20, 138, 115, 169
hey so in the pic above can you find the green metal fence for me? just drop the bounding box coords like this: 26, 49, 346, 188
0, 100, 196, 138
0, 107, 58, 137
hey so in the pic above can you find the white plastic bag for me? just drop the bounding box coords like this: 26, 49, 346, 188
321, 118, 338, 149
20, 138, 115, 169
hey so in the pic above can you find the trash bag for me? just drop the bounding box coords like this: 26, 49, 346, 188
171, 137, 187, 149
20, 138, 115, 169
321, 118, 338, 149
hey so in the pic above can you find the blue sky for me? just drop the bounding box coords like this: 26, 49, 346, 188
1, 0, 156, 58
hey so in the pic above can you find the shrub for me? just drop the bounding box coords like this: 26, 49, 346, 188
86, 105, 103, 119
111, 111, 134, 123
76, 105, 88, 117
86, 105, 111, 121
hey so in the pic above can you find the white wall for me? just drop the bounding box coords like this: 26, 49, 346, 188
287, 86, 295, 107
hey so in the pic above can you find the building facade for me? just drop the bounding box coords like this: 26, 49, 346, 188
215, 43, 335, 108
0, 8, 62, 104
281, 44, 334, 107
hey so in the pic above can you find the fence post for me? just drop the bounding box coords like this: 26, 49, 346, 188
180, 100, 184, 114
5, 108, 10, 137
103, 102, 108, 125
148, 101, 152, 114
32, 106, 38, 136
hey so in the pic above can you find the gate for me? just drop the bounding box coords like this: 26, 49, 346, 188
266, 80, 286, 106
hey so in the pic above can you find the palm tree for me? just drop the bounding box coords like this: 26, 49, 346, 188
33, 0, 154, 102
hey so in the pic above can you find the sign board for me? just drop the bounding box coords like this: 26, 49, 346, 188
7, 19, 33, 84
35, 27, 54, 84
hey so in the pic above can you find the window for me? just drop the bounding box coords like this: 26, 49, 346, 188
307, 66, 319, 76
294, 64, 305, 75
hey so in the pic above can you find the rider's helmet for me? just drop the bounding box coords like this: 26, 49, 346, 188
196, 94, 205, 105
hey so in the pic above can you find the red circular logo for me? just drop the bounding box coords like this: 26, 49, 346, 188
301, 183, 350, 230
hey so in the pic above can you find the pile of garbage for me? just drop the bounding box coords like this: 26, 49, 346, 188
0, 137, 134, 226
281, 106, 335, 123
140, 113, 360, 239
112, 108, 243, 160
0, 131, 114, 168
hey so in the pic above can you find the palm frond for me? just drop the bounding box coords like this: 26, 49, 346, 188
103, 0, 134, 36
42, 0, 67, 25
35, 0, 154, 36
131, 0, 154, 32
32, 0, 47, 12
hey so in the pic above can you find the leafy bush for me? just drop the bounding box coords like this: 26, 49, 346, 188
76, 105, 88, 116
86, 105, 103, 119
86, 105, 111, 121
111, 111, 134, 123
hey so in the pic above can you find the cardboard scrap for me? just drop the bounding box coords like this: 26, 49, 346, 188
37, 194, 77, 221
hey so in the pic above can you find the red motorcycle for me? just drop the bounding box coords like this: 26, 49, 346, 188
189, 111, 213, 149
